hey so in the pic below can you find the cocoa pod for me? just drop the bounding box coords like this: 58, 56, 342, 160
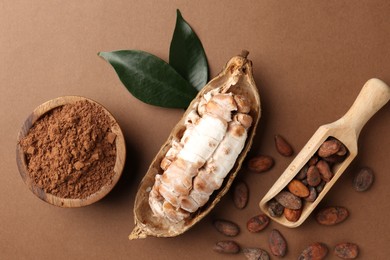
298, 242, 328, 260
287, 179, 310, 197
353, 167, 374, 192
275, 191, 302, 210
334, 242, 359, 259
307, 165, 321, 187
267, 199, 284, 217
268, 229, 287, 257
242, 248, 270, 260
247, 214, 270, 233
233, 181, 249, 209
248, 155, 274, 173
315, 206, 349, 225
284, 207, 302, 222
213, 219, 240, 237
130, 53, 261, 239
213, 240, 240, 254
274, 134, 293, 157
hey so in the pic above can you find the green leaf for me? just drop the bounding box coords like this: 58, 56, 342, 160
99, 50, 198, 108
169, 9, 208, 91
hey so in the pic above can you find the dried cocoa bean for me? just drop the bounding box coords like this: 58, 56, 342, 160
334, 242, 359, 259
296, 164, 309, 180
288, 179, 310, 197
318, 138, 342, 158
275, 191, 302, 210
353, 167, 374, 192
274, 134, 293, 157
242, 248, 270, 260
323, 154, 346, 164
315, 206, 349, 225
267, 199, 284, 217
248, 155, 274, 173
298, 242, 328, 260
213, 240, 240, 254
305, 186, 317, 202
307, 165, 321, 186
233, 181, 249, 209
316, 160, 333, 182
247, 214, 270, 233
284, 207, 302, 222
308, 155, 319, 166
213, 219, 240, 237
315, 180, 326, 193
268, 229, 287, 257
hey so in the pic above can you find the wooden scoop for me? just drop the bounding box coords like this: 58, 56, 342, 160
259, 78, 390, 227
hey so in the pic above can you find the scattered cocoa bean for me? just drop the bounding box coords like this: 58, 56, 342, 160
334, 242, 359, 259
307, 165, 321, 187
316, 160, 333, 182
318, 138, 342, 158
213, 219, 240, 237
242, 248, 270, 260
267, 199, 284, 217
284, 207, 302, 222
274, 134, 293, 157
213, 240, 240, 254
248, 155, 274, 173
233, 181, 249, 209
298, 242, 328, 260
353, 167, 374, 192
268, 229, 287, 257
315, 206, 349, 225
305, 186, 317, 202
247, 214, 270, 233
275, 191, 302, 209
288, 179, 310, 197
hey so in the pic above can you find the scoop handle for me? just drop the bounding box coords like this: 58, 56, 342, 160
340, 78, 390, 136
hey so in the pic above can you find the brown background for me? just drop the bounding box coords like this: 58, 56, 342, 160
1, 1, 389, 259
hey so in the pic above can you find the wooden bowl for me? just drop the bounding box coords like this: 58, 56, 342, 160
16, 96, 126, 207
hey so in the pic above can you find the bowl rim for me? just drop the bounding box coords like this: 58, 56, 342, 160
16, 95, 126, 207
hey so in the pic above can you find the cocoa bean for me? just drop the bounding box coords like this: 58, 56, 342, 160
307, 165, 321, 187
242, 248, 270, 260
213, 240, 240, 254
247, 214, 270, 233
315, 206, 349, 225
248, 155, 274, 173
233, 181, 249, 209
287, 179, 310, 197
315, 180, 326, 194
298, 242, 328, 260
334, 242, 359, 259
268, 229, 287, 257
267, 199, 284, 217
323, 154, 346, 164
353, 167, 374, 192
318, 138, 342, 158
296, 164, 309, 180
274, 134, 293, 157
308, 155, 319, 166
316, 160, 333, 182
304, 186, 317, 202
213, 219, 240, 237
284, 207, 302, 222
275, 191, 302, 210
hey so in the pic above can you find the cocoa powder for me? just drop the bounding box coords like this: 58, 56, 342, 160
20, 100, 117, 199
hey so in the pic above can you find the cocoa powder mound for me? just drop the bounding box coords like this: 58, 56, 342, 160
20, 100, 117, 199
